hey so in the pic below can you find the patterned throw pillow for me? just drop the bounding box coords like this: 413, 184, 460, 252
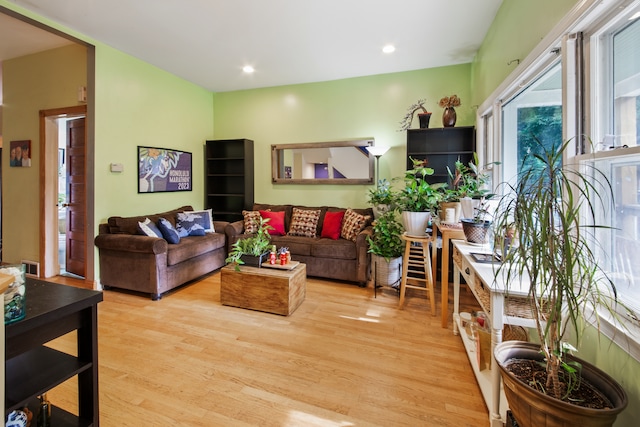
138, 218, 162, 238
157, 218, 181, 244
176, 211, 211, 237
288, 208, 321, 238
340, 209, 370, 242
242, 210, 262, 234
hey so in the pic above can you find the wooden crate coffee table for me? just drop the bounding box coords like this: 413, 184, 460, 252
220, 262, 306, 315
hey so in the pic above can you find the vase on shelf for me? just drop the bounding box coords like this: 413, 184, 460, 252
442, 107, 457, 127
418, 112, 432, 129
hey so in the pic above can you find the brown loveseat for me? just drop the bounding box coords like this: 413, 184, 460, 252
94, 205, 228, 300
225, 203, 373, 286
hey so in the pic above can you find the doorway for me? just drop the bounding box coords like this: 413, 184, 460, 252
40, 105, 87, 279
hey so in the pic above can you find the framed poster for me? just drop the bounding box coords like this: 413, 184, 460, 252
138, 146, 192, 193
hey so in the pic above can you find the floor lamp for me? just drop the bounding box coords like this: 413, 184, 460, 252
366, 146, 390, 188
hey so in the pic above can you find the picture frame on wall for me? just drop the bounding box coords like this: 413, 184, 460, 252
137, 146, 192, 193
10, 140, 31, 167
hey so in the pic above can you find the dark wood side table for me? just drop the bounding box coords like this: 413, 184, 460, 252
5, 279, 103, 426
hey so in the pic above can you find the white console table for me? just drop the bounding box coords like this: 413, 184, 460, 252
451, 240, 534, 427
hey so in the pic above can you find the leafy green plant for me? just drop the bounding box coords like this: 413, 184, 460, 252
396, 157, 445, 212
366, 210, 404, 261
225, 216, 273, 270
447, 152, 497, 200
367, 179, 396, 206
493, 138, 622, 401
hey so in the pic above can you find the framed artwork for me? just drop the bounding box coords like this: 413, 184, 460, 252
10, 140, 31, 167
138, 146, 192, 193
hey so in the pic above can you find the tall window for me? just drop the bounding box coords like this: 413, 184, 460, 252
587, 13, 640, 325
501, 62, 563, 183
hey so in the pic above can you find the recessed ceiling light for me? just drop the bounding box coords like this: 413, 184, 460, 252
242, 65, 255, 74
382, 45, 396, 54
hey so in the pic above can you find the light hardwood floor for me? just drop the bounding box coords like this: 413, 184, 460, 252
46, 272, 488, 426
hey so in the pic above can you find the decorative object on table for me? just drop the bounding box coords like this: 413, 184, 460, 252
461, 197, 492, 244
6, 409, 28, 427
137, 145, 192, 193
3, 264, 26, 325
438, 95, 461, 127
225, 216, 274, 270
366, 210, 404, 289
36, 394, 51, 427
492, 138, 628, 426
397, 157, 445, 236
398, 98, 432, 131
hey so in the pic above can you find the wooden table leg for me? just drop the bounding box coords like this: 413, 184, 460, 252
441, 234, 450, 328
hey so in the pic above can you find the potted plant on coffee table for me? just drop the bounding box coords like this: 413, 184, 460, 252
492, 139, 627, 427
396, 157, 445, 236
225, 216, 273, 270
366, 210, 404, 289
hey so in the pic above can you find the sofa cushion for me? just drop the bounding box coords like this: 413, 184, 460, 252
312, 238, 357, 260
166, 233, 226, 266
108, 205, 193, 235
242, 210, 262, 234
269, 235, 314, 256
341, 208, 370, 242
320, 211, 345, 240
138, 218, 162, 238
260, 210, 286, 235
253, 204, 292, 231
157, 218, 181, 244
288, 207, 321, 238
176, 210, 213, 237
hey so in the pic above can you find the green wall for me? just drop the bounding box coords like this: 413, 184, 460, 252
471, 0, 579, 105
2, 44, 87, 264
213, 65, 473, 208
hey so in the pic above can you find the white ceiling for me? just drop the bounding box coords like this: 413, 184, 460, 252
2, 0, 503, 93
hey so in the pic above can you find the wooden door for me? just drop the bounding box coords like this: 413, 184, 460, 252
65, 118, 86, 277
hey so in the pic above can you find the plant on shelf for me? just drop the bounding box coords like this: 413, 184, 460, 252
225, 216, 273, 270
366, 210, 404, 288
492, 138, 627, 426
398, 98, 432, 131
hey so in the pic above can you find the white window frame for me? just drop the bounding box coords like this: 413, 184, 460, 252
476, 0, 640, 361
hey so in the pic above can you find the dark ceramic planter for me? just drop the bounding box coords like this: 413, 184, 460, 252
240, 252, 269, 267
461, 218, 491, 244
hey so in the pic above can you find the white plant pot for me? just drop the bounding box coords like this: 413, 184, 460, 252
372, 254, 402, 288
401, 211, 431, 237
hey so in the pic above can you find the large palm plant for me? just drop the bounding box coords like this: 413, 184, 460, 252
493, 138, 622, 401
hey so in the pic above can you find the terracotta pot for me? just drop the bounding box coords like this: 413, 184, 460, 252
438, 201, 461, 223
494, 341, 628, 427
443, 107, 457, 127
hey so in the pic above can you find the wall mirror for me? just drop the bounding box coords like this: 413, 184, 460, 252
271, 138, 375, 185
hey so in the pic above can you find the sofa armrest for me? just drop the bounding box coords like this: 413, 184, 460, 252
355, 225, 373, 247
225, 220, 245, 252
213, 220, 229, 234
94, 234, 168, 255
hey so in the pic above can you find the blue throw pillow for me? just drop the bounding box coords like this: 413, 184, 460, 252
176, 211, 212, 237
138, 218, 162, 238
157, 218, 180, 244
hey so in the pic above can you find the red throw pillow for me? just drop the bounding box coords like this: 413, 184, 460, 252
321, 211, 345, 240
259, 210, 286, 236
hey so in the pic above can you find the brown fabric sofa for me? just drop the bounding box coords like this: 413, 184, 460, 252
225, 203, 373, 285
94, 205, 228, 300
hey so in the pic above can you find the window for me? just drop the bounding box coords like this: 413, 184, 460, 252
501, 62, 563, 184
585, 9, 640, 343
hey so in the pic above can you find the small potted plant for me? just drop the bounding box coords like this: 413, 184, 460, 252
367, 178, 396, 219
460, 196, 491, 244
366, 210, 404, 288
398, 99, 432, 131
225, 216, 273, 270
396, 157, 446, 236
